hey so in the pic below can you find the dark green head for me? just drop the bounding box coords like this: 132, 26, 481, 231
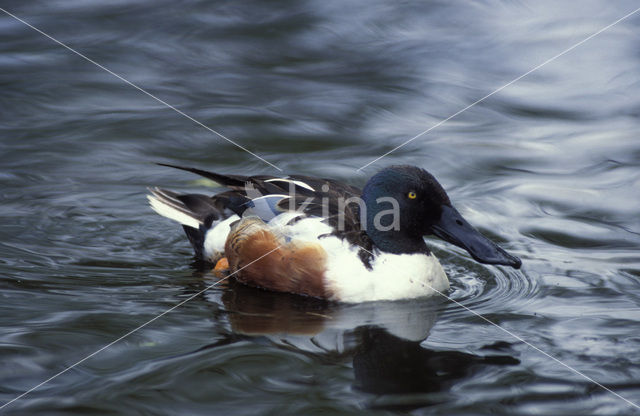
361, 165, 521, 269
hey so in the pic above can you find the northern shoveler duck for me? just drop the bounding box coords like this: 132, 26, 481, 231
148, 164, 521, 303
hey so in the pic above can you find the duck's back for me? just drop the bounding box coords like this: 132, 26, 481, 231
148, 165, 365, 262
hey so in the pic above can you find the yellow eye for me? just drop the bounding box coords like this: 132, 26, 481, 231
407, 191, 417, 200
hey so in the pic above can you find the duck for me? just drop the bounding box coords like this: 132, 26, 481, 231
148, 164, 521, 303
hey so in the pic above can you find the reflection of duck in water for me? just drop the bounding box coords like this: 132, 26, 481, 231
149, 164, 521, 302
216, 280, 440, 344
353, 326, 518, 410
200, 282, 519, 409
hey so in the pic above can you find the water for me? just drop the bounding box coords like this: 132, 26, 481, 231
1, 0, 640, 414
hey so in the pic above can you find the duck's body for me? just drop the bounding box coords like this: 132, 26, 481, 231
148, 164, 520, 303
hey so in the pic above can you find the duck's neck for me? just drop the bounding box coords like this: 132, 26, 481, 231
366, 228, 431, 255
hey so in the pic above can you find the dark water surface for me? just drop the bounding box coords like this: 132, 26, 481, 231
2, 1, 640, 414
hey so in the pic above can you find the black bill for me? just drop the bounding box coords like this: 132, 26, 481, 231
431, 205, 522, 269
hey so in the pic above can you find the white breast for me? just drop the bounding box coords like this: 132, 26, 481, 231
322, 239, 450, 303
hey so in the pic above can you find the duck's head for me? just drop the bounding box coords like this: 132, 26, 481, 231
361, 165, 521, 269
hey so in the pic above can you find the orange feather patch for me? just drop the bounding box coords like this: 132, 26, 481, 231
225, 218, 331, 299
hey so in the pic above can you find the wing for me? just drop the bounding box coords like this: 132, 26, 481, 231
157, 163, 364, 232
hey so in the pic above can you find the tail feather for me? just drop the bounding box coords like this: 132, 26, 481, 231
157, 163, 249, 189
148, 187, 240, 262
147, 188, 201, 229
